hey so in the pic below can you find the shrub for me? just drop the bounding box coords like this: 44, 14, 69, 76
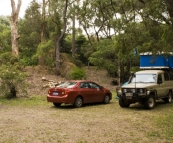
68, 67, 86, 80
0, 64, 28, 98
0, 52, 19, 65
19, 55, 38, 66
36, 40, 55, 67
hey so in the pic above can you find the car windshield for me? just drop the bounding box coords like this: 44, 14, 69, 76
130, 74, 156, 83
56, 81, 77, 88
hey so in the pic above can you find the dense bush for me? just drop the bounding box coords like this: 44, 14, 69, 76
0, 64, 28, 98
68, 67, 86, 80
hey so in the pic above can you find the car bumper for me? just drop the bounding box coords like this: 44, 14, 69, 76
47, 94, 73, 104
118, 93, 147, 100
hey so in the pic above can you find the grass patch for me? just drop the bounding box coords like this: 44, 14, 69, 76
0, 95, 47, 107
155, 114, 173, 139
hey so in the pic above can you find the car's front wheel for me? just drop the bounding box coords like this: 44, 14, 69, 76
119, 98, 130, 108
74, 96, 83, 108
103, 94, 110, 104
53, 103, 61, 107
144, 95, 155, 109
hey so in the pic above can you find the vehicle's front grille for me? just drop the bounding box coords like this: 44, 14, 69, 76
123, 88, 136, 93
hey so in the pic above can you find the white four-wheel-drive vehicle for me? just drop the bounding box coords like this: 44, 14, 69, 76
117, 53, 173, 109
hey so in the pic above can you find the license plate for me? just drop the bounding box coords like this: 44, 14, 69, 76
53, 92, 59, 96
126, 96, 132, 99
126, 93, 133, 99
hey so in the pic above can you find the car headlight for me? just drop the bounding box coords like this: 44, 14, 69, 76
123, 89, 127, 93
139, 88, 146, 93
131, 89, 135, 93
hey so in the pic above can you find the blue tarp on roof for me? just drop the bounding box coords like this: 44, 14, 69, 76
140, 53, 173, 69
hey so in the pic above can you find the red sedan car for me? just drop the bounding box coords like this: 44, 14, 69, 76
47, 80, 112, 108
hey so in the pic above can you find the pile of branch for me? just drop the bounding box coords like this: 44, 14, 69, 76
42, 77, 62, 88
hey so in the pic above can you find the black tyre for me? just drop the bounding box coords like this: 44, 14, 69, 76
144, 95, 155, 109
164, 92, 172, 103
119, 98, 130, 108
53, 103, 61, 107
103, 94, 110, 104
74, 96, 83, 108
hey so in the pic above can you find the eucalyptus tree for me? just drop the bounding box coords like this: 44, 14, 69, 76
76, 0, 114, 44
45, 0, 68, 73
48, 0, 83, 74
41, 0, 46, 43
76, 0, 143, 82
10, 0, 22, 56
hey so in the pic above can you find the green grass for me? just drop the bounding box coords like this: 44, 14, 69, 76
0, 95, 47, 107
155, 114, 173, 139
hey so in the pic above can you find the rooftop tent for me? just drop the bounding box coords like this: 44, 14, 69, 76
140, 52, 173, 69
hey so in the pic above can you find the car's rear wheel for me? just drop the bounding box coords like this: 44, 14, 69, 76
53, 103, 61, 107
103, 94, 110, 104
164, 92, 172, 103
119, 98, 130, 107
74, 96, 83, 108
144, 95, 155, 109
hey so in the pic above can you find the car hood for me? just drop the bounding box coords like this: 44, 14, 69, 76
122, 83, 157, 88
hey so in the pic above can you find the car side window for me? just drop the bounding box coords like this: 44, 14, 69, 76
169, 72, 173, 80
157, 74, 162, 84
89, 82, 100, 89
164, 72, 169, 81
80, 82, 90, 88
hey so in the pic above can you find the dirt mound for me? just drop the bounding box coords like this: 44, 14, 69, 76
25, 66, 116, 96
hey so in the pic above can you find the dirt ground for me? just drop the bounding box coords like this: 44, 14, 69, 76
25, 66, 117, 96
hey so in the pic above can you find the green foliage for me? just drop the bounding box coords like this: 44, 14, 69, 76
36, 40, 55, 67
0, 64, 28, 98
19, 55, 38, 66
64, 53, 84, 67
75, 35, 89, 65
0, 16, 11, 52
0, 16, 10, 27
18, 1, 42, 65
68, 67, 86, 80
0, 0, 172, 85
89, 39, 117, 75
0, 52, 19, 65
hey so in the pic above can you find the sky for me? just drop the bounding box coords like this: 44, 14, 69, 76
0, 0, 40, 18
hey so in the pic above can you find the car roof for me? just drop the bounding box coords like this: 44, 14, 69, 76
135, 70, 164, 74
65, 80, 96, 83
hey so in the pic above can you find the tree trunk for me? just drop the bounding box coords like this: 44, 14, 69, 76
72, 8, 76, 58
9, 84, 17, 98
55, 0, 68, 74
41, 0, 47, 43
39, 0, 47, 65
10, 0, 22, 56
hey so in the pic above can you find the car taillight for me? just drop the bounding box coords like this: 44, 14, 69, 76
64, 91, 69, 95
